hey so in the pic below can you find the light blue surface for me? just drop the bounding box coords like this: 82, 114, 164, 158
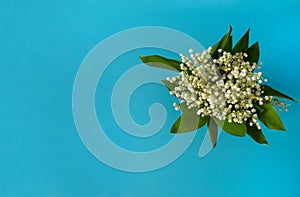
1, 0, 300, 196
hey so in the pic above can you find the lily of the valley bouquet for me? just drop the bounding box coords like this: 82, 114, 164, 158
140, 26, 297, 147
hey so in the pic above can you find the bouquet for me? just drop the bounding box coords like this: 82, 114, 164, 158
140, 26, 297, 147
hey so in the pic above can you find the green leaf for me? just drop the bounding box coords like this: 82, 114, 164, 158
161, 80, 176, 91
140, 55, 181, 72
219, 26, 233, 50
262, 85, 296, 102
210, 25, 233, 58
213, 117, 247, 136
162, 82, 209, 133
244, 41, 260, 64
210, 41, 220, 59
232, 28, 250, 54
171, 104, 209, 133
208, 118, 218, 147
223, 35, 233, 52
246, 124, 268, 145
256, 103, 286, 131
254, 104, 264, 114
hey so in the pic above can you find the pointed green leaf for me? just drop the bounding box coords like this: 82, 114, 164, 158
210, 25, 233, 58
244, 41, 260, 64
254, 103, 264, 114
262, 85, 296, 102
232, 28, 250, 54
171, 104, 209, 133
219, 26, 232, 50
208, 118, 218, 147
256, 103, 286, 131
210, 41, 220, 59
223, 35, 233, 52
140, 55, 181, 72
213, 117, 247, 136
246, 124, 268, 145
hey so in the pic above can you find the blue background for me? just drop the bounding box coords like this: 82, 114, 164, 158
1, 0, 300, 196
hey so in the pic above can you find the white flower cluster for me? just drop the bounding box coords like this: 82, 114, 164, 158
168, 47, 273, 129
